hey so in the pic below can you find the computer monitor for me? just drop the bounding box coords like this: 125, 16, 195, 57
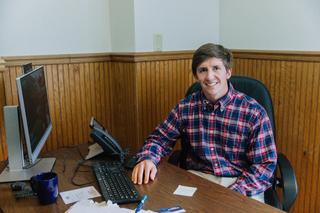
0, 66, 55, 183
17, 66, 52, 164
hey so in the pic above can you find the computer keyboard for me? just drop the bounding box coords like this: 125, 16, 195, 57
92, 161, 140, 204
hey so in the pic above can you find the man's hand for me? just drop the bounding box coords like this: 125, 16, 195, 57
131, 160, 157, 184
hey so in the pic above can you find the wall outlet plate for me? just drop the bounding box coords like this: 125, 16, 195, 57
153, 33, 163, 51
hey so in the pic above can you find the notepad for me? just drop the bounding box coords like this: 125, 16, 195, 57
173, 185, 197, 197
60, 186, 101, 204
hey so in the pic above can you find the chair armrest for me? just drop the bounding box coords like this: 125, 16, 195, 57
277, 152, 298, 211
264, 187, 282, 210
168, 150, 181, 166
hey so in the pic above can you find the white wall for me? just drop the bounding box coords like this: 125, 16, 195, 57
1, 0, 319, 56
0, 0, 111, 56
220, 0, 320, 50
109, 0, 135, 52
134, 0, 220, 52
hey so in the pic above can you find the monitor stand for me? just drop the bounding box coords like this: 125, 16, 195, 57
0, 157, 56, 183
0, 106, 56, 183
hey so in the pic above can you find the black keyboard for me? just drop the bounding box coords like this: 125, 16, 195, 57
92, 161, 140, 204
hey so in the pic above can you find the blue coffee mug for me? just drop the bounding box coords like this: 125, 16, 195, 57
30, 172, 58, 205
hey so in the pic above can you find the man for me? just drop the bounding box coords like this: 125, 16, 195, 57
131, 43, 277, 202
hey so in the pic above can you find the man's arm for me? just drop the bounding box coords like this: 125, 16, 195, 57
132, 104, 182, 184
136, 104, 182, 165
229, 111, 277, 196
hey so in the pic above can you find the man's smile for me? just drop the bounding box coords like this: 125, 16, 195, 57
204, 81, 218, 87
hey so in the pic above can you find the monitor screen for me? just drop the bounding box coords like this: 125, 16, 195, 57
16, 66, 52, 164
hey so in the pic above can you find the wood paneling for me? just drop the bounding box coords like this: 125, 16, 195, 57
135, 59, 193, 152
1, 50, 320, 213
109, 61, 138, 153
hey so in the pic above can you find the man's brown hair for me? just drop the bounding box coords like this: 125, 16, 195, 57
192, 43, 233, 75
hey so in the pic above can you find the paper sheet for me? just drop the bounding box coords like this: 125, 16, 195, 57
65, 199, 156, 213
59, 186, 101, 204
85, 143, 104, 160
173, 185, 197, 197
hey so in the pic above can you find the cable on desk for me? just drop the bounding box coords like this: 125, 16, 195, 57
76, 144, 86, 160
71, 159, 95, 186
47, 143, 90, 174
53, 143, 88, 158
61, 154, 66, 173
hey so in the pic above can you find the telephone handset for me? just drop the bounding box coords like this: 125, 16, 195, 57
89, 117, 127, 163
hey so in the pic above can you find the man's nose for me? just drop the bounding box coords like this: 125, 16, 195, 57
205, 69, 215, 80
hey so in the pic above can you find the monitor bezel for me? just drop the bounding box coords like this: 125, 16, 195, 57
16, 66, 52, 165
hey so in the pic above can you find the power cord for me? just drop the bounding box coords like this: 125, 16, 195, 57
46, 143, 89, 174
71, 159, 95, 186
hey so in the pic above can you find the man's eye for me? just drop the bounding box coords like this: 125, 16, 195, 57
212, 66, 220, 71
198, 68, 208, 73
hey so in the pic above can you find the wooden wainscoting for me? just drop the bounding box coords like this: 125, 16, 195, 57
1, 50, 320, 213
108, 61, 138, 152
108, 52, 194, 152
135, 58, 194, 148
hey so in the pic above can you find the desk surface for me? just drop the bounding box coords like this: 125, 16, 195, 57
0, 144, 283, 213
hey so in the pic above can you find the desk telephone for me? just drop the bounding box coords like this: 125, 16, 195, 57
89, 117, 128, 163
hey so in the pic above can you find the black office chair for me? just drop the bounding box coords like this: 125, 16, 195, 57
168, 75, 298, 212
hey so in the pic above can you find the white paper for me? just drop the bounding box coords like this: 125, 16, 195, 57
60, 186, 101, 204
173, 185, 197, 197
85, 143, 104, 160
65, 199, 156, 213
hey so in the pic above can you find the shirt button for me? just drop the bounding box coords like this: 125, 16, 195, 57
210, 148, 214, 151
214, 163, 218, 167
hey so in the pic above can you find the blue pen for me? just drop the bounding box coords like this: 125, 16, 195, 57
158, 206, 185, 212
135, 195, 148, 213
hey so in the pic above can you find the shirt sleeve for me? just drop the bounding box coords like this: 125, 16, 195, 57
229, 109, 277, 196
136, 103, 182, 166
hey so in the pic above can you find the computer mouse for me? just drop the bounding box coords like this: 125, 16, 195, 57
125, 156, 138, 169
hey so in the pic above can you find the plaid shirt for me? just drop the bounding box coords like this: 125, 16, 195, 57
137, 83, 277, 196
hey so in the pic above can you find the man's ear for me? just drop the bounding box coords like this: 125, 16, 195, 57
226, 68, 232, 79
193, 73, 199, 81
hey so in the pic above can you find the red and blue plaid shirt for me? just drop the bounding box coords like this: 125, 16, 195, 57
137, 83, 277, 196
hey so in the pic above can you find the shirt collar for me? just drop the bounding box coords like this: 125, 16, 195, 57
200, 81, 236, 112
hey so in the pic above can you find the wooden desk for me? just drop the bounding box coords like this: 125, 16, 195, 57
0, 145, 284, 213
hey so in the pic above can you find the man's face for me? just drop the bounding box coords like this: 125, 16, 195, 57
194, 57, 231, 103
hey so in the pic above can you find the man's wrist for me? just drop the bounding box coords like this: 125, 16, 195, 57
136, 155, 159, 167
229, 183, 245, 195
